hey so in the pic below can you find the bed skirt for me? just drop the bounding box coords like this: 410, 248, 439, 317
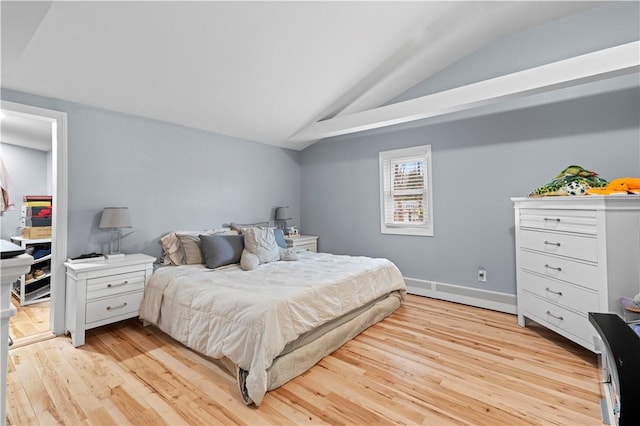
213, 290, 403, 405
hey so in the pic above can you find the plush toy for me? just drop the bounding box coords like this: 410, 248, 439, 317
586, 177, 640, 195
528, 165, 608, 197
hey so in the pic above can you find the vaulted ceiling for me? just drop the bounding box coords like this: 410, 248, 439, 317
1, 1, 611, 150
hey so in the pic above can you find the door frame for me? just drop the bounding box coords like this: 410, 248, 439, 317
1, 100, 68, 335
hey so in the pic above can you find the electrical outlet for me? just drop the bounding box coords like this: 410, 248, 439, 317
477, 267, 487, 282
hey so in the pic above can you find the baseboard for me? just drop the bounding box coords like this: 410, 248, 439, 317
405, 277, 517, 314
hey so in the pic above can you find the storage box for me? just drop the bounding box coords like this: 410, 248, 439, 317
21, 205, 52, 218
25, 217, 52, 227
22, 226, 52, 239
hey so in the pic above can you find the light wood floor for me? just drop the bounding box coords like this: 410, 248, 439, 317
6, 295, 602, 425
9, 297, 50, 340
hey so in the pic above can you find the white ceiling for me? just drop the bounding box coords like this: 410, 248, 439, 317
1, 1, 607, 151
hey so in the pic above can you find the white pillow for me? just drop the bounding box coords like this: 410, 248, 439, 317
243, 227, 280, 264
279, 248, 299, 261
240, 249, 260, 271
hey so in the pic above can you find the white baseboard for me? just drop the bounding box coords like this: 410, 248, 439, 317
405, 277, 517, 315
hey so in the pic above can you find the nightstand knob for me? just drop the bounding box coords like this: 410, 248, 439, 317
107, 281, 128, 288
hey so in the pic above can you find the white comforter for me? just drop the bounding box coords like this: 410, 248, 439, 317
139, 251, 406, 405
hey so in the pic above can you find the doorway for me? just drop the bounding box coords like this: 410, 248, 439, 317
1, 100, 68, 344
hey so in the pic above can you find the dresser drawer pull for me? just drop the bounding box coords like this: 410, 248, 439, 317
543, 241, 561, 247
543, 217, 561, 222
107, 280, 128, 288
545, 287, 563, 296
546, 311, 564, 321
544, 264, 562, 272
106, 302, 127, 311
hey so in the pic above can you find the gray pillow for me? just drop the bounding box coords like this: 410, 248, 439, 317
199, 234, 244, 269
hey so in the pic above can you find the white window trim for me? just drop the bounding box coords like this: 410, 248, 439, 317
379, 145, 434, 236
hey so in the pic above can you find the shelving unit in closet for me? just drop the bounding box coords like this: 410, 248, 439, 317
10, 236, 52, 306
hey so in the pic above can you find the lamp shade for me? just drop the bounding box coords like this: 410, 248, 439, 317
99, 207, 132, 229
275, 206, 291, 221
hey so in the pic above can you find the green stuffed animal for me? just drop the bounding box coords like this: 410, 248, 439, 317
528, 165, 608, 197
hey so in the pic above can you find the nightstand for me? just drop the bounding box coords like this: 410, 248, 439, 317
285, 235, 318, 252
64, 253, 155, 347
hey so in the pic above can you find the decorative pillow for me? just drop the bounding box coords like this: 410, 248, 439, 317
279, 248, 299, 261
160, 228, 230, 265
230, 222, 269, 235
243, 227, 280, 264
273, 228, 287, 249
240, 249, 260, 271
177, 234, 205, 264
160, 232, 184, 265
200, 234, 244, 269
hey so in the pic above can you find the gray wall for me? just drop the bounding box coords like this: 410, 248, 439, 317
0, 90, 301, 259
0, 142, 50, 240
299, 2, 640, 295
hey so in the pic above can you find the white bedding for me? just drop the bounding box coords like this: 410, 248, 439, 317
139, 251, 406, 405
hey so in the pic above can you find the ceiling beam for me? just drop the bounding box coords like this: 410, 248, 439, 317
287, 41, 640, 145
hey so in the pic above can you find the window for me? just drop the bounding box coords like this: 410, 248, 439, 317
379, 145, 433, 236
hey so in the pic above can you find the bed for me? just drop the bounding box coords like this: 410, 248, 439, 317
138, 227, 406, 406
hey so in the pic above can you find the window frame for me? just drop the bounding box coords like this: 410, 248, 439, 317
379, 145, 434, 237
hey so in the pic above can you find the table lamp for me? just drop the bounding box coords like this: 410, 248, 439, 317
99, 207, 132, 257
275, 206, 291, 231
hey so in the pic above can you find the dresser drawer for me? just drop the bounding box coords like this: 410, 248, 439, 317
519, 249, 598, 291
85, 291, 143, 324
519, 270, 599, 314
520, 291, 593, 346
519, 229, 597, 262
86, 271, 146, 300
519, 209, 597, 235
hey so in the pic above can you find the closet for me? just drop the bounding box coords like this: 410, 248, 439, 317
10, 236, 52, 305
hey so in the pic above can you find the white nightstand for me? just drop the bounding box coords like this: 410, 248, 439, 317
285, 235, 318, 252
64, 253, 155, 347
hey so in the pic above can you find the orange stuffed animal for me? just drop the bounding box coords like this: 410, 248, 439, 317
587, 177, 640, 195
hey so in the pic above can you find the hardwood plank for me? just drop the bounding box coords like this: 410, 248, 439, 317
6, 295, 601, 425
9, 297, 50, 340
5, 358, 38, 426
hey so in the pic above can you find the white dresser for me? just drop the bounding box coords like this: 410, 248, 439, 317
512, 195, 640, 352
65, 254, 155, 347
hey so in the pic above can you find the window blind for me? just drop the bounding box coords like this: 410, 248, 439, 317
379, 145, 433, 237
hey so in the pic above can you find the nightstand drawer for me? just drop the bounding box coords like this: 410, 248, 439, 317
519, 209, 597, 235
290, 243, 317, 252
519, 229, 597, 262
85, 291, 143, 324
286, 235, 318, 253
520, 249, 597, 291
86, 271, 146, 300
